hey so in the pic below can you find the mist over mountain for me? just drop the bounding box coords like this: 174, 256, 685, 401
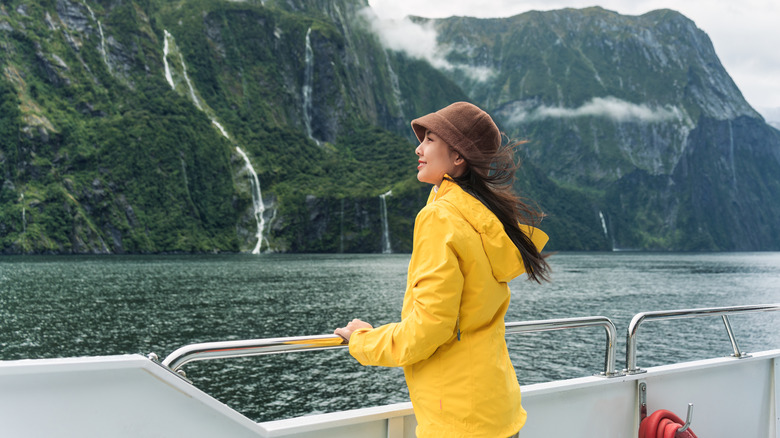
1, 0, 778, 253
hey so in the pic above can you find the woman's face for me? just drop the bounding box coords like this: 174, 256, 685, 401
415, 130, 464, 187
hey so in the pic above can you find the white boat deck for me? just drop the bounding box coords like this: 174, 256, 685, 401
1, 349, 778, 437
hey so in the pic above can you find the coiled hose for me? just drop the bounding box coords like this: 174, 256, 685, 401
638, 409, 698, 438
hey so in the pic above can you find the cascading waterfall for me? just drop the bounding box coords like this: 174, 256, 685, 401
82, 2, 110, 72
164, 35, 230, 141
96, 21, 108, 71
20, 193, 25, 234
599, 211, 618, 251
212, 120, 229, 139
302, 27, 318, 144
384, 51, 404, 119
179, 52, 202, 110
163, 30, 174, 88
379, 190, 392, 254
236, 147, 267, 254
163, 30, 201, 109
599, 211, 608, 237
162, 30, 268, 253
728, 120, 737, 189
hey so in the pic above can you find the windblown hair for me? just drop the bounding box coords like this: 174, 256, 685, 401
446, 135, 551, 283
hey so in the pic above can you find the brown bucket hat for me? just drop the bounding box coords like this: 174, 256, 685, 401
411, 101, 501, 163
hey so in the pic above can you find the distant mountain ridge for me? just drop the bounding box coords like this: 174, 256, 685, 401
1, 0, 778, 253
425, 7, 780, 250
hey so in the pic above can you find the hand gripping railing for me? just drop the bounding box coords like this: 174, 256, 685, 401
625, 303, 780, 374
160, 316, 620, 377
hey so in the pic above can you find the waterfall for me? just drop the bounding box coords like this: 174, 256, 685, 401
599, 211, 608, 237
82, 2, 110, 73
162, 30, 201, 109
302, 27, 318, 144
728, 120, 737, 189
384, 50, 404, 119
179, 52, 202, 110
236, 147, 267, 254
212, 120, 229, 139
379, 190, 392, 254
163, 30, 227, 139
163, 30, 174, 88
95, 20, 108, 71
599, 211, 618, 252
20, 193, 25, 234
161, 30, 269, 253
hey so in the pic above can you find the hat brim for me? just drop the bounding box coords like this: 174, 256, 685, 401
410, 112, 467, 153
410, 117, 431, 144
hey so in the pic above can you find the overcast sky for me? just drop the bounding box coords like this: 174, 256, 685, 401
367, 0, 780, 123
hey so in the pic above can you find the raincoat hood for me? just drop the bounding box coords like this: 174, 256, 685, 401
429, 178, 548, 282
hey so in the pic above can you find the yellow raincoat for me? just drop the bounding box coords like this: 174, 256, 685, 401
349, 178, 548, 437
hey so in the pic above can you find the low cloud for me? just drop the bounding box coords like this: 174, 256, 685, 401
359, 8, 493, 82
508, 97, 682, 124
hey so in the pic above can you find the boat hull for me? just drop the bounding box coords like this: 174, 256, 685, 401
1, 350, 777, 437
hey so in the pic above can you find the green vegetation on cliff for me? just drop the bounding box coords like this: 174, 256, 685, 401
2, 0, 778, 253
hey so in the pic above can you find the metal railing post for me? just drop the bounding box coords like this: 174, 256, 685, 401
721, 315, 747, 358
624, 304, 780, 374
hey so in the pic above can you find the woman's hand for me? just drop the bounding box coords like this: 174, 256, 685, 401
334, 319, 373, 343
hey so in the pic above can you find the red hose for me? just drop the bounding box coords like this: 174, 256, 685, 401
638, 409, 698, 438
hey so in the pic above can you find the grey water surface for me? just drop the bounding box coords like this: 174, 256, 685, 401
1, 252, 779, 422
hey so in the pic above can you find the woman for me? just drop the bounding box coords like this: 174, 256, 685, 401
334, 101, 550, 437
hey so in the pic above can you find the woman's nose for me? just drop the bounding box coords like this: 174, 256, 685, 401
415, 143, 423, 156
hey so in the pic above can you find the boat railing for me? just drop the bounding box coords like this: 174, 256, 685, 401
505, 316, 619, 377
160, 334, 348, 375
624, 303, 780, 374
160, 316, 620, 377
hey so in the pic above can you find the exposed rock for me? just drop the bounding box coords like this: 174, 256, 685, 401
56, 0, 90, 33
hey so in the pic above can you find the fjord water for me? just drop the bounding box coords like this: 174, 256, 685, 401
1, 252, 779, 422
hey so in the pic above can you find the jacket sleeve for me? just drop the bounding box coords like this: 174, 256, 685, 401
349, 206, 464, 367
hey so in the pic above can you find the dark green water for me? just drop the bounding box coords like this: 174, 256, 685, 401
1, 252, 779, 422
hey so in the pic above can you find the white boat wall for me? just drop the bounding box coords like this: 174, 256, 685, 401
1, 305, 778, 437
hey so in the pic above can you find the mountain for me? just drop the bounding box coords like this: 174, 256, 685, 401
0, 0, 452, 253
427, 7, 780, 250
1, 1, 778, 253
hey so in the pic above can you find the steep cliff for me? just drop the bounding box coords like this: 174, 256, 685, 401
1, 1, 778, 253
428, 7, 780, 250
0, 0, 457, 253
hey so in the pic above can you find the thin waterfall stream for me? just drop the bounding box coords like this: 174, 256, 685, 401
302, 27, 318, 144
236, 147, 267, 254
163, 30, 174, 88
162, 29, 268, 253
82, 2, 110, 73
379, 190, 392, 254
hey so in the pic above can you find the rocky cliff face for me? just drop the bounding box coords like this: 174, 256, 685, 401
427, 7, 780, 250
1, 1, 778, 253
0, 0, 448, 253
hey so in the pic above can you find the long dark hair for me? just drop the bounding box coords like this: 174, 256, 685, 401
447, 136, 551, 283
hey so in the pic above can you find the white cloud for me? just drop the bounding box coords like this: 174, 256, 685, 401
358, 7, 494, 82
508, 97, 682, 124
360, 9, 446, 67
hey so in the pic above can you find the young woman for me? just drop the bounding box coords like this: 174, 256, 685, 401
334, 101, 550, 437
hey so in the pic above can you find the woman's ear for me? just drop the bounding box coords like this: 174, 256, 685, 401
453, 153, 465, 166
